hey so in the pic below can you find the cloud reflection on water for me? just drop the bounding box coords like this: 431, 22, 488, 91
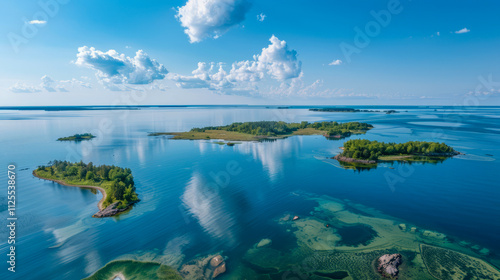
181, 172, 239, 247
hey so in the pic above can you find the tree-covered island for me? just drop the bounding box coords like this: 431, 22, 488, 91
33, 160, 139, 217
57, 133, 96, 141
149, 121, 373, 141
335, 139, 460, 166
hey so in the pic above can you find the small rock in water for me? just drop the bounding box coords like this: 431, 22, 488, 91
210, 255, 224, 268
398, 223, 406, 231
292, 216, 300, 221
378, 253, 402, 278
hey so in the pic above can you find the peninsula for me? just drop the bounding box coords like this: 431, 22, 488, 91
33, 160, 139, 217
334, 139, 460, 166
57, 133, 96, 141
149, 121, 373, 141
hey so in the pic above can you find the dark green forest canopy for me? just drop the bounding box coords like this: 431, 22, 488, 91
35, 160, 138, 209
190, 121, 373, 137
340, 139, 456, 161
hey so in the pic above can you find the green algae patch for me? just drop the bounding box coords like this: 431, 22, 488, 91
421, 244, 500, 280
83, 260, 182, 280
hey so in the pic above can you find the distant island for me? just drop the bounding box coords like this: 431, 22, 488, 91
57, 133, 96, 141
149, 121, 373, 141
33, 160, 139, 217
310, 108, 398, 114
334, 139, 460, 166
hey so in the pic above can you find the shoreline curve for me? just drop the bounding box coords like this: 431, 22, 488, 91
33, 170, 107, 211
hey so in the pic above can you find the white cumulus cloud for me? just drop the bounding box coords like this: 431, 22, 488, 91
329, 59, 342, 66
176, 0, 252, 43
75, 47, 168, 89
9, 76, 89, 93
455, 28, 470, 34
9, 83, 42, 93
170, 35, 302, 94
41, 75, 57, 92
257, 13, 266, 22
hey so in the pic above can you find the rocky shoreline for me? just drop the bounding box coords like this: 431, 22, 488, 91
334, 151, 462, 166
92, 200, 139, 218
333, 155, 377, 165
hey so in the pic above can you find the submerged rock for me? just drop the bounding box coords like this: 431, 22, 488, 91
377, 254, 402, 278
180, 254, 227, 279
279, 214, 291, 222
212, 262, 226, 278
256, 238, 272, 248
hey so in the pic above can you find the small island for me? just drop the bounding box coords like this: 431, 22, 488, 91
149, 121, 373, 141
57, 133, 96, 141
310, 108, 399, 114
33, 160, 139, 217
334, 139, 460, 166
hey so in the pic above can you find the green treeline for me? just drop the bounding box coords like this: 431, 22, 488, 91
35, 160, 139, 209
310, 108, 359, 112
191, 121, 373, 137
57, 133, 96, 141
340, 139, 456, 161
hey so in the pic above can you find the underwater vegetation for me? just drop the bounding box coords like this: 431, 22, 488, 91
82, 260, 182, 280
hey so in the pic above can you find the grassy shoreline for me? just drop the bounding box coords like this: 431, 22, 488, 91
149, 121, 373, 141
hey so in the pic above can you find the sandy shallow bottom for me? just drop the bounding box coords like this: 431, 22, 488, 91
236, 192, 500, 280
86, 192, 500, 280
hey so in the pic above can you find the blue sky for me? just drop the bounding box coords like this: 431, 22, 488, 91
1, 0, 500, 106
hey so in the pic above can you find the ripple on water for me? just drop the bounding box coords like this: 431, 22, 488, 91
408, 121, 465, 127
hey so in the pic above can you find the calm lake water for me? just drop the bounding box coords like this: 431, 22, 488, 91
0, 106, 499, 279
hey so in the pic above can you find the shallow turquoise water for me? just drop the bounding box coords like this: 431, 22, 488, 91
0, 106, 499, 279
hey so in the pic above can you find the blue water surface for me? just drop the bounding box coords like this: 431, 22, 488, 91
0, 106, 499, 279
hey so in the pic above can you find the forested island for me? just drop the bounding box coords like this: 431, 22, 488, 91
57, 133, 96, 141
310, 108, 399, 114
334, 139, 460, 166
149, 121, 373, 141
34, 160, 139, 217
